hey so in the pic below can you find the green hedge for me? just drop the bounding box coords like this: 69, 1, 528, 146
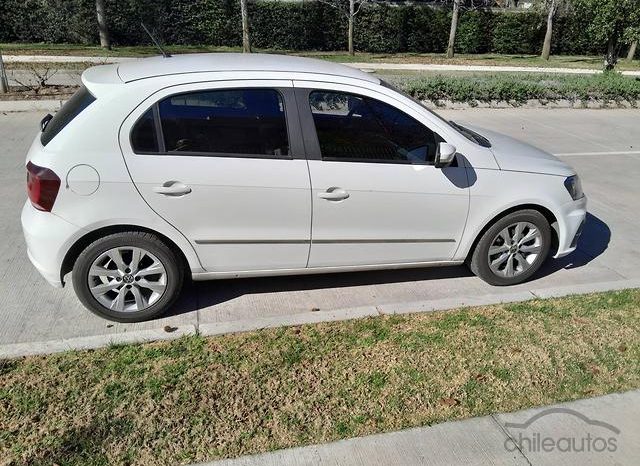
397, 72, 640, 104
0, 0, 605, 55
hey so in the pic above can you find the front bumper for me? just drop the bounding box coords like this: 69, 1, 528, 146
21, 201, 83, 288
553, 195, 588, 258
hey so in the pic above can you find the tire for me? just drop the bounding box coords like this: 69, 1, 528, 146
468, 210, 551, 286
72, 231, 184, 322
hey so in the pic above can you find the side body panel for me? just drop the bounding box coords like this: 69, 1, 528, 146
293, 82, 471, 266
118, 80, 312, 272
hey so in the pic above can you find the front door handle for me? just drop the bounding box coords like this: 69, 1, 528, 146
153, 181, 192, 196
318, 187, 350, 201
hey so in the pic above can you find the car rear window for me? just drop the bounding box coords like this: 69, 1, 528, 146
41, 86, 96, 146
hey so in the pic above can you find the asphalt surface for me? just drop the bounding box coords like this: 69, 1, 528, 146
1, 108, 639, 351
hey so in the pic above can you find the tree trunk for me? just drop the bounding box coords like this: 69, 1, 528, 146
446, 0, 460, 59
348, 0, 355, 56
604, 36, 618, 71
541, 1, 555, 60
627, 41, 638, 61
0, 52, 7, 94
240, 0, 251, 53
95, 0, 110, 50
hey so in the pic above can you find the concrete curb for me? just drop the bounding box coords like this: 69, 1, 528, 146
1, 278, 638, 359
0, 325, 197, 359
199, 305, 379, 337
0, 99, 64, 112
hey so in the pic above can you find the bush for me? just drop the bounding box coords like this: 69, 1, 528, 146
0, 0, 606, 56
491, 12, 544, 55
405, 7, 451, 53
456, 10, 493, 54
397, 72, 640, 104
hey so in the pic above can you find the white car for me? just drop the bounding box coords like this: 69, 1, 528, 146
21, 53, 587, 322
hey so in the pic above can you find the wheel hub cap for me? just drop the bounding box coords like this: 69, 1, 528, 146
488, 221, 543, 278
87, 246, 168, 313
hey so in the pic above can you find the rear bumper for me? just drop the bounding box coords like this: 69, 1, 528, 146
554, 195, 588, 258
21, 201, 83, 288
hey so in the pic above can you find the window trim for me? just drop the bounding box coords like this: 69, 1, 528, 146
129, 87, 297, 160
295, 87, 444, 166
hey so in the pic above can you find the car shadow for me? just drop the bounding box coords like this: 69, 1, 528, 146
167, 212, 610, 316
527, 212, 611, 280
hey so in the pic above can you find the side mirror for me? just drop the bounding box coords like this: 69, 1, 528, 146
435, 142, 456, 168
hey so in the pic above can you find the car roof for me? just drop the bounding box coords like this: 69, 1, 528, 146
114, 53, 380, 84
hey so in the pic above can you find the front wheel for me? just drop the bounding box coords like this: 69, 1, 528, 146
468, 210, 551, 286
72, 231, 184, 322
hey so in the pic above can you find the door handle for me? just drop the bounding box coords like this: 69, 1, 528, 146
153, 181, 192, 196
318, 188, 350, 201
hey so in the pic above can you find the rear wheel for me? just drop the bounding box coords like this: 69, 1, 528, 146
72, 232, 184, 322
468, 210, 551, 286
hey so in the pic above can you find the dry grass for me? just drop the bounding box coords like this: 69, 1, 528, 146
1, 289, 639, 465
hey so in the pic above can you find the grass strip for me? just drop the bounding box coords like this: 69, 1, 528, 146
394, 72, 640, 105
2, 44, 640, 71
1, 289, 639, 465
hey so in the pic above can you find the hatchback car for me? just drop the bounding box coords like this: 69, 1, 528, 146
22, 53, 586, 322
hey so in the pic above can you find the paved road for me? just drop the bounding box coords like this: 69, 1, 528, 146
1, 109, 639, 353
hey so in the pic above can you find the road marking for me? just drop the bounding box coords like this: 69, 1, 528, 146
554, 150, 640, 157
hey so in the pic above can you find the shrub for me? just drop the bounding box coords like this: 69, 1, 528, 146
0, 0, 606, 57
456, 10, 493, 54
491, 12, 544, 55
397, 72, 640, 104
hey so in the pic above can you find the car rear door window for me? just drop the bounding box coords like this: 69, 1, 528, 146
309, 91, 441, 164
156, 88, 289, 157
41, 86, 96, 146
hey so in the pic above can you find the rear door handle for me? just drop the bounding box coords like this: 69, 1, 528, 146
318, 188, 349, 201
153, 181, 192, 196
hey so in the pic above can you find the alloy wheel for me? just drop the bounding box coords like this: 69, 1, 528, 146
487, 222, 543, 278
87, 246, 167, 312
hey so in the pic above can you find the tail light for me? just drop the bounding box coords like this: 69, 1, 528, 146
26, 161, 61, 212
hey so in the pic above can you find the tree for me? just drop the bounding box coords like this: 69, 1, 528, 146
575, 0, 640, 70
320, 0, 370, 56
628, 40, 638, 60
538, 0, 571, 60
240, 0, 251, 53
446, 0, 461, 58
0, 51, 8, 94
541, 0, 558, 60
624, 25, 640, 60
95, 0, 110, 50
445, 1, 492, 59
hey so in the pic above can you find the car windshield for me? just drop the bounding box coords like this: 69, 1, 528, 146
380, 79, 491, 148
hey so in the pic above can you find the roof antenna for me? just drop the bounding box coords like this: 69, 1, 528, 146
141, 22, 171, 58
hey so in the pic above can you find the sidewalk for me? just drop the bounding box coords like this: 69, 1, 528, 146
5, 54, 640, 76
198, 390, 640, 466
